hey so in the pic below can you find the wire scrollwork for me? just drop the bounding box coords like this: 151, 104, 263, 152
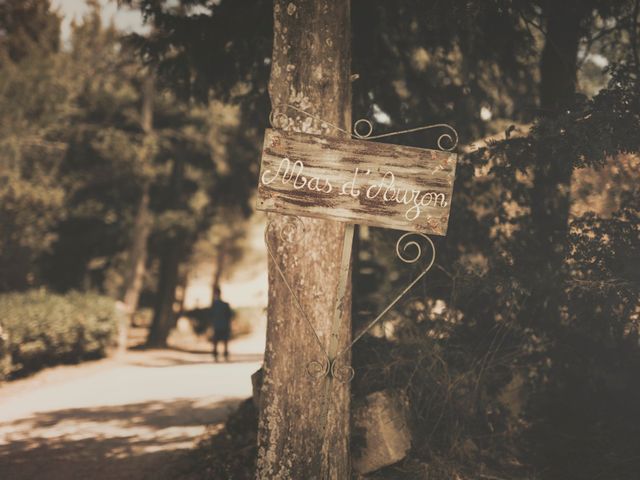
265, 102, 447, 383
329, 233, 436, 377
306, 358, 330, 380
265, 219, 436, 384
270, 103, 458, 152
330, 360, 355, 383
265, 216, 331, 378
265, 216, 361, 384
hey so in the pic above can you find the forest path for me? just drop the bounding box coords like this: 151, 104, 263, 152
0, 329, 264, 480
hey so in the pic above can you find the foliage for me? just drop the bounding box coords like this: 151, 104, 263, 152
353, 184, 640, 479
39, 9, 218, 295
347, 3, 640, 480
0, 0, 638, 477
0, 0, 61, 64
0, 290, 118, 380
0, 166, 66, 291
124, 1, 640, 478
0, 3, 238, 303
0, 2, 69, 290
352, 54, 640, 480
121, 0, 273, 212
121, 0, 272, 106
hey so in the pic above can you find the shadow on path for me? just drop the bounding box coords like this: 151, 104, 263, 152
126, 352, 263, 368
0, 398, 240, 480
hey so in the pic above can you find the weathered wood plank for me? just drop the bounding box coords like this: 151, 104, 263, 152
257, 128, 457, 235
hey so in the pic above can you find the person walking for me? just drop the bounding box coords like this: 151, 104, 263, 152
210, 285, 232, 361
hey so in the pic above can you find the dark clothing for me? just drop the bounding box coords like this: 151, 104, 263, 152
211, 299, 232, 331
210, 299, 232, 360
213, 327, 230, 342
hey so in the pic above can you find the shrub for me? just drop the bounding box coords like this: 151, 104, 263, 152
0, 290, 117, 380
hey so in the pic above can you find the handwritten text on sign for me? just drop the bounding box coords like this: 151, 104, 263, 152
257, 129, 457, 235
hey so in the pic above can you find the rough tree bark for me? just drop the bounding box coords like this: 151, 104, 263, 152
121, 74, 154, 347
256, 1, 353, 479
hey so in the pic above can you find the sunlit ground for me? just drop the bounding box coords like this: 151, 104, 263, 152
0, 214, 268, 480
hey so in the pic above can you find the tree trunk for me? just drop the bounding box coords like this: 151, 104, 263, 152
121, 74, 155, 349
146, 241, 182, 347
122, 185, 150, 315
211, 241, 226, 302
528, 2, 584, 332
146, 113, 185, 347
120, 185, 150, 345
256, 1, 353, 479
531, 1, 581, 266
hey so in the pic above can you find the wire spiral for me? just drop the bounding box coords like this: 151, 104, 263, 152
330, 360, 355, 383
396, 232, 436, 267
265, 102, 448, 383
266, 224, 437, 384
270, 104, 459, 152
332, 232, 436, 366
306, 358, 330, 380
265, 215, 332, 378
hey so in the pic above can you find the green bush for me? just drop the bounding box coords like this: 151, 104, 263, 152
0, 290, 117, 380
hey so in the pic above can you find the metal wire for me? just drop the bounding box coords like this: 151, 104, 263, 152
264, 105, 446, 383
264, 216, 331, 377
265, 219, 437, 384
331, 233, 436, 372
270, 103, 459, 151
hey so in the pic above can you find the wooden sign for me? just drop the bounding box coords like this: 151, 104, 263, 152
257, 128, 457, 235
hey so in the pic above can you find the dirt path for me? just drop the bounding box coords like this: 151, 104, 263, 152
0, 331, 264, 480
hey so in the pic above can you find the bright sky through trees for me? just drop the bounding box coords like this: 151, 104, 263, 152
51, 0, 145, 41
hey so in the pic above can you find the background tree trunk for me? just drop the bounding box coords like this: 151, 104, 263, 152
211, 241, 226, 301
122, 188, 150, 314
256, 1, 353, 479
146, 131, 185, 347
531, 1, 582, 265
121, 73, 154, 349
146, 239, 182, 347
527, 1, 583, 332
